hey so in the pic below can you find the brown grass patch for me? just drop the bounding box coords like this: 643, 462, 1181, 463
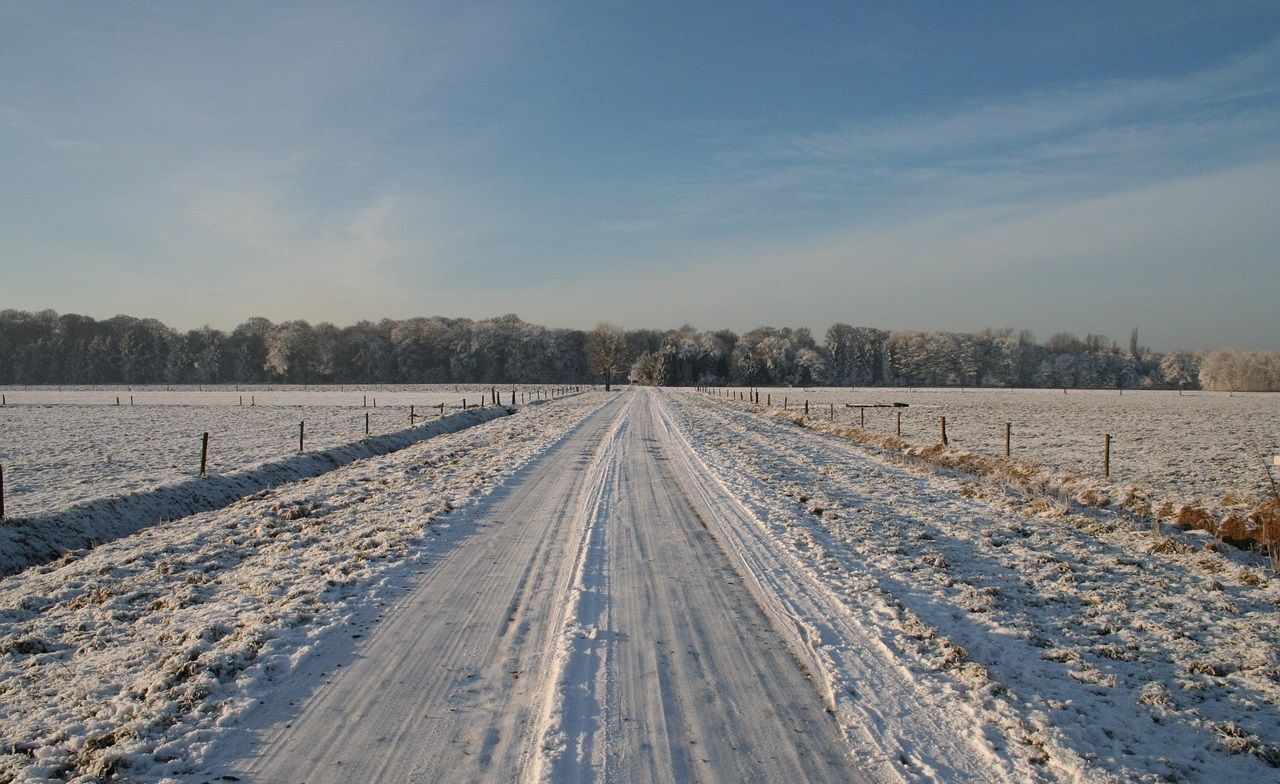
761, 400, 1280, 565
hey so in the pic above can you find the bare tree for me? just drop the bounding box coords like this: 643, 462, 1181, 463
587, 322, 628, 391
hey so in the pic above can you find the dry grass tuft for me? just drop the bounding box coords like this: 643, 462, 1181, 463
1147, 537, 1194, 555
1176, 505, 1217, 532
764, 403, 1280, 569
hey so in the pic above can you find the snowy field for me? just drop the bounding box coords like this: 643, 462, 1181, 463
666, 390, 1280, 781
0, 385, 581, 518
710, 386, 1280, 514
0, 388, 1276, 783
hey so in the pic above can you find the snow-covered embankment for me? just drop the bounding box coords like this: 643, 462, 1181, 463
0, 407, 511, 577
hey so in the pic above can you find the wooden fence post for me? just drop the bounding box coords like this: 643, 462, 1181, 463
1104, 433, 1111, 477
410, 404, 415, 425
896, 410, 901, 436
200, 432, 209, 476
366, 412, 370, 435
829, 402, 834, 421
1005, 423, 1011, 457
940, 416, 948, 445
804, 400, 809, 416
860, 407, 865, 427
1, 463, 6, 520
299, 420, 305, 453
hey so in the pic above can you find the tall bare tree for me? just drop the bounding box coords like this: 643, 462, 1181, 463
587, 322, 628, 391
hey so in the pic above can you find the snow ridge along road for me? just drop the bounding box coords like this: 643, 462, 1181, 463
216, 388, 862, 783
0, 407, 511, 578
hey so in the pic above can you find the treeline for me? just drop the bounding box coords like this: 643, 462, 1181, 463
629, 325, 1278, 391
1, 309, 1276, 390
0, 311, 588, 384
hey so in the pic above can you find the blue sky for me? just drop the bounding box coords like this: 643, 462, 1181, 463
2, 1, 1278, 350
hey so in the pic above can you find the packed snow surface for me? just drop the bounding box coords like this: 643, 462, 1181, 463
0, 387, 1276, 783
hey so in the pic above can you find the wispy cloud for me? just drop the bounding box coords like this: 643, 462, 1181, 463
635, 37, 1280, 232
161, 157, 460, 322
524, 158, 1280, 350
768, 37, 1280, 164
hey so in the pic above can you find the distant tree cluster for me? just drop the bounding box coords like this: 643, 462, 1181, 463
0, 309, 1272, 391
0, 310, 588, 385
1198, 348, 1280, 392
628, 324, 1267, 392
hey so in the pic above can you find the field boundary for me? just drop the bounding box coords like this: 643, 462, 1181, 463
0, 406, 513, 578
696, 391, 1278, 573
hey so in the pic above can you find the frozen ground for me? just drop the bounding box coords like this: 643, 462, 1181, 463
0, 387, 1275, 783
0, 385, 577, 517
714, 386, 1280, 519
0, 392, 606, 782
669, 389, 1280, 781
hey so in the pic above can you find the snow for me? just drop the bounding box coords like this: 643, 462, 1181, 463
222, 390, 859, 783
0, 406, 512, 578
2, 385, 1277, 782
667, 388, 1280, 781
0, 385, 577, 519
714, 386, 1280, 532
0, 392, 605, 783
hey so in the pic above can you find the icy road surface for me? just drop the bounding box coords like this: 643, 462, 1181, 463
218, 389, 860, 783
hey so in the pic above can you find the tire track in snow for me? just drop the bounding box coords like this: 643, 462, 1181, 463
525, 392, 629, 782
654, 389, 1036, 783
531, 389, 860, 783
213, 394, 633, 783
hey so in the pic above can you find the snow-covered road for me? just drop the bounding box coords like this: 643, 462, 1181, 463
5, 387, 1274, 782
215, 389, 859, 783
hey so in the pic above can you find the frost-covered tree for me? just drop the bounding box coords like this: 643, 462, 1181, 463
587, 322, 629, 391
335, 321, 394, 381
0, 308, 1211, 388
630, 351, 659, 385
227, 317, 273, 383
264, 321, 319, 382
1199, 349, 1280, 392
